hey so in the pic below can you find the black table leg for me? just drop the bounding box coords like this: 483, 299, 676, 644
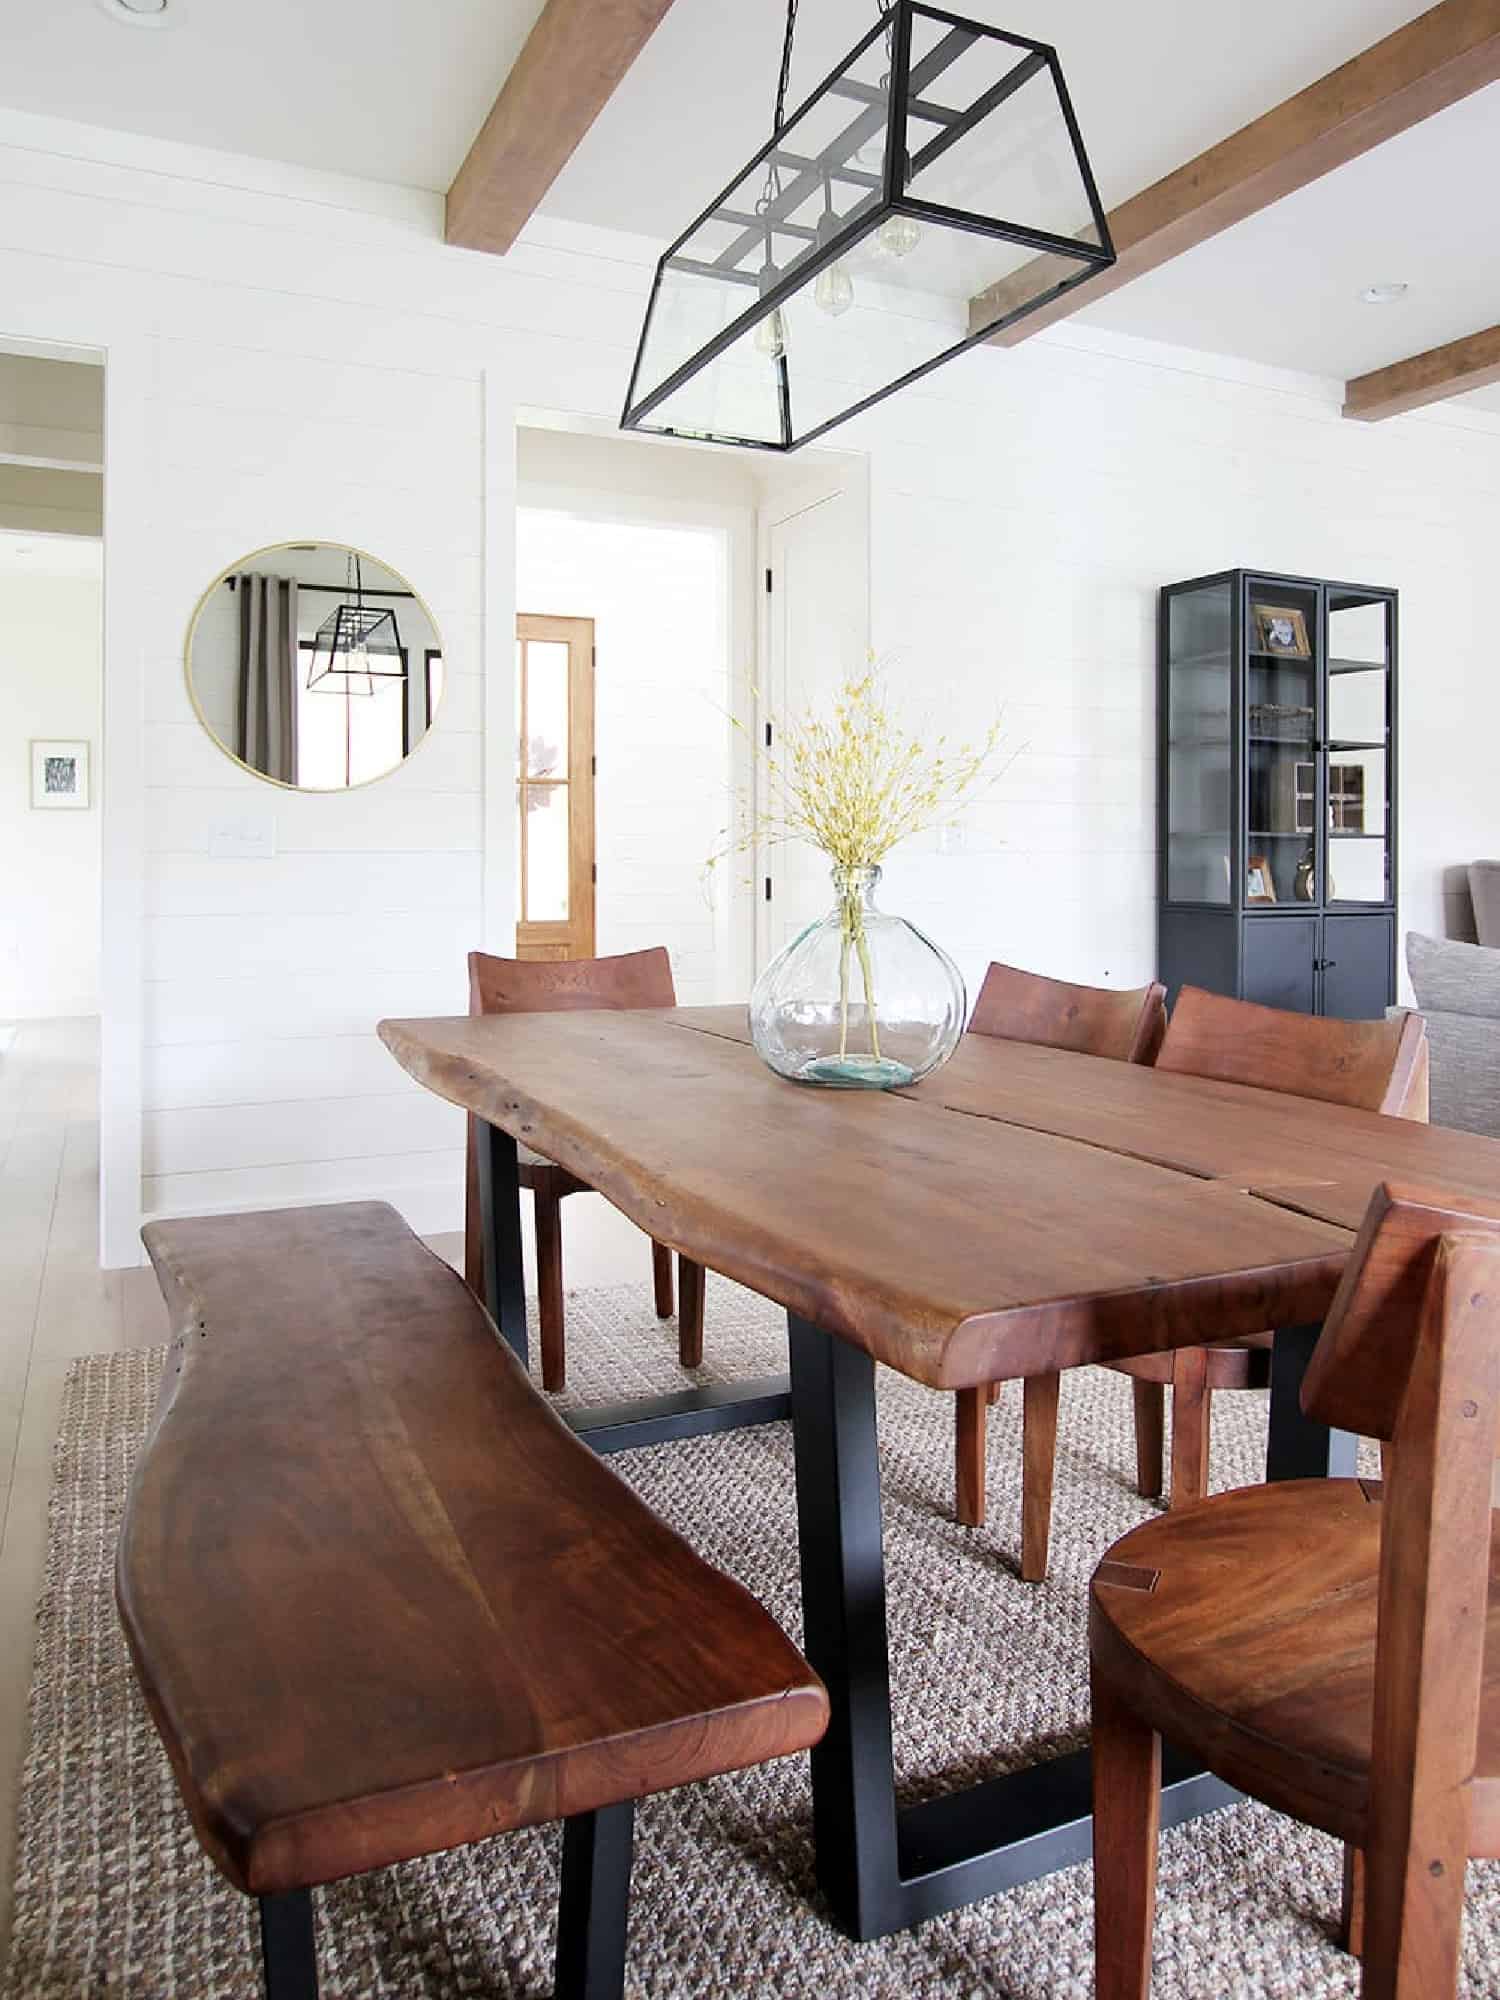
259, 1889, 317, 2000
787, 1314, 1235, 1942
555, 1800, 635, 2000
789, 1313, 902, 1937
476, 1117, 528, 1369
1266, 1323, 1358, 1482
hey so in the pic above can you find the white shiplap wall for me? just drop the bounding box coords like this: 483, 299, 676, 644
1, 109, 1499, 1258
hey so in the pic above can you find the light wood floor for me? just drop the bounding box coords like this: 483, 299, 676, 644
0, 1015, 664, 1968
0, 1018, 165, 1964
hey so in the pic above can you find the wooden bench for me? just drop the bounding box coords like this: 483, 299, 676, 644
117, 1201, 828, 1999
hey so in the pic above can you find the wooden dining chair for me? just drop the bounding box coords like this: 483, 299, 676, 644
1115, 986, 1429, 1516
462, 948, 706, 1392
957, 962, 1168, 1578
1090, 1179, 1500, 1999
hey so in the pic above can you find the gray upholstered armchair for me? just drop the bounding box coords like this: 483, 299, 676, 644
1405, 931, 1500, 1139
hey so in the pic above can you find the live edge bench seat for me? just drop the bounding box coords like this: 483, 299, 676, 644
118, 1201, 828, 1999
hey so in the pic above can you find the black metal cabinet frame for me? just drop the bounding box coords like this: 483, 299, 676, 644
1157, 567, 1397, 1020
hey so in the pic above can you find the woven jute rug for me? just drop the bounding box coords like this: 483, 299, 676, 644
5, 1274, 1499, 1997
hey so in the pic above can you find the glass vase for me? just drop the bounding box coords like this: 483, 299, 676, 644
749, 864, 966, 1088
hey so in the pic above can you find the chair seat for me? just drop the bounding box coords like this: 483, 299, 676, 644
1109, 1330, 1273, 1389
1090, 1478, 1500, 1851
518, 1143, 589, 1200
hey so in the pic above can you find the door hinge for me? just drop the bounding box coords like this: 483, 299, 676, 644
765, 876, 772, 902
592, 863, 597, 885
764, 722, 772, 749
765, 567, 773, 594
591, 754, 597, 776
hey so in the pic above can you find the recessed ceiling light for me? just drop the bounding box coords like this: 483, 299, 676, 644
1360, 283, 1409, 305
94, 0, 173, 25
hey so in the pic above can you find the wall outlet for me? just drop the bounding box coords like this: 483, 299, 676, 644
208, 812, 276, 860
938, 822, 968, 855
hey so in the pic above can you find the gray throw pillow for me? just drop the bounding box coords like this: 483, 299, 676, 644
1407, 931, 1500, 1022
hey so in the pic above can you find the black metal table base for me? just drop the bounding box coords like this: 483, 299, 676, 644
476, 1121, 791, 1450
478, 1114, 1345, 1943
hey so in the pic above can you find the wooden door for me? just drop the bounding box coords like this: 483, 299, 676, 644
516, 614, 595, 962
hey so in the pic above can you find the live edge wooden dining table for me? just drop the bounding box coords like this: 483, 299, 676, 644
378, 1001, 1500, 1945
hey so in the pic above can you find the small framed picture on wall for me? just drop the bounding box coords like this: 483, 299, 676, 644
30, 739, 91, 810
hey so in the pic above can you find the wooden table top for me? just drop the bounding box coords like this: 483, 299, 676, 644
375, 1007, 1445, 1391
671, 1007, 1500, 1233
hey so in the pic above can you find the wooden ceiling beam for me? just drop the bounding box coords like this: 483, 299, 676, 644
446, 0, 678, 256
968, 0, 1500, 345
1343, 322, 1500, 420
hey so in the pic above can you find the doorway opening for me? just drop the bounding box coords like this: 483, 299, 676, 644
0, 338, 104, 1029
515, 419, 869, 1002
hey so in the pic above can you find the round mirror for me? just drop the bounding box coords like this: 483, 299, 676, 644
185, 541, 444, 791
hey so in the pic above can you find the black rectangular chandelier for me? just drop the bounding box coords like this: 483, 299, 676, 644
620, 2, 1115, 452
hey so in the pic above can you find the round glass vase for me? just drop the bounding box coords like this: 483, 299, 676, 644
748, 864, 966, 1089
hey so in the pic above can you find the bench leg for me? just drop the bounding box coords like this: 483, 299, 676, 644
259, 1889, 317, 2000
555, 1800, 635, 2000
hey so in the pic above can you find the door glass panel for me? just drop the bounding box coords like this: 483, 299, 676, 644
1165, 581, 1232, 903
524, 783, 569, 921
524, 641, 570, 778
1328, 665, 1387, 744
1327, 747, 1387, 904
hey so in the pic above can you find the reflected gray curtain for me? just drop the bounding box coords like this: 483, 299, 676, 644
235, 575, 298, 783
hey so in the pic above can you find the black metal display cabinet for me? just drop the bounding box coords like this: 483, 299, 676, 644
1158, 568, 1397, 1020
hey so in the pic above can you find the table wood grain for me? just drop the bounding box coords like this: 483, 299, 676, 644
379, 1010, 1358, 1390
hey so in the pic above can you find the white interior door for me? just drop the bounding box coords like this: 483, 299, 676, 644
759, 482, 869, 966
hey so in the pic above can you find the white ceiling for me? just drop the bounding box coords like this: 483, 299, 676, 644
0, 0, 546, 193
0, 0, 1495, 413
1075, 82, 1500, 416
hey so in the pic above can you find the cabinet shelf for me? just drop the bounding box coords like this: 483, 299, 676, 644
1329, 658, 1387, 676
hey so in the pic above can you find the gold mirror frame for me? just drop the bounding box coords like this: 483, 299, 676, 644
184, 539, 446, 793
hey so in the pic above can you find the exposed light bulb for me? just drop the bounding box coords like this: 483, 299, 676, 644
753, 308, 789, 362
814, 262, 854, 317
878, 213, 921, 258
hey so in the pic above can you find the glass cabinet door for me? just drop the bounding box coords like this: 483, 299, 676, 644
1324, 590, 1392, 906
1245, 577, 1320, 907
1164, 580, 1233, 904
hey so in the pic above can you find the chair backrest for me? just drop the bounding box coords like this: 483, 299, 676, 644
1301, 1182, 1500, 1930
967, 962, 1167, 1065
1155, 986, 1429, 1119
463, 948, 676, 1292
469, 946, 676, 1018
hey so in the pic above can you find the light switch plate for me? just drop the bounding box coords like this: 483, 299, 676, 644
208, 812, 276, 860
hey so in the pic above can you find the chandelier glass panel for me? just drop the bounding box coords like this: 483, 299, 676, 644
620, 2, 1114, 452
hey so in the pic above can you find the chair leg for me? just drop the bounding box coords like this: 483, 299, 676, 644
1167, 1349, 1212, 1509
677, 1258, 705, 1369
1132, 1379, 1165, 1499
954, 1386, 987, 1527
1020, 1371, 1061, 1583
555, 1800, 635, 2000
1090, 1666, 1161, 2000
259, 1889, 318, 2000
1339, 1842, 1366, 1956
650, 1237, 674, 1319
533, 1191, 566, 1393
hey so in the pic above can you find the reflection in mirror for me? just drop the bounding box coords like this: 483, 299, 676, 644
186, 542, 444, 790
